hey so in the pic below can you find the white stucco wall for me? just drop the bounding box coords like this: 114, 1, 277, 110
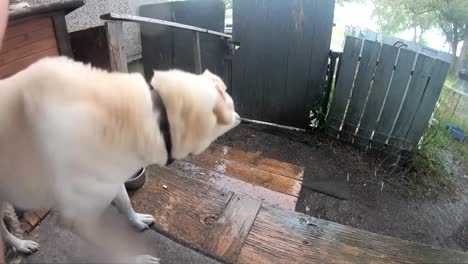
27, 0, 164, 62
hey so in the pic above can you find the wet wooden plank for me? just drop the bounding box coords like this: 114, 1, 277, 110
326, 36, 362, 138
237, 205, 468, 264
355, 44, 399, 147
404, 59, 450, 150
186, 153, 302, 197
206, 144, 304, 181
387, 54, 435, 151
174, 161, 298, 210
129, 165, 233, 248
372, 48, 416, 151
341, 40, 381, 143
202, 194, 261, 263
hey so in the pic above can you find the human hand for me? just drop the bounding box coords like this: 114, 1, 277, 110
0, 0, 8, 50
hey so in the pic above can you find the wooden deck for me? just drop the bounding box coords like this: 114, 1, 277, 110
129, 148, 468, 264
174, 144, 303, 210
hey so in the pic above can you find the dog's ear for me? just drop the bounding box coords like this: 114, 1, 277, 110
205, 70, 232, 125
204, 69, 227, 91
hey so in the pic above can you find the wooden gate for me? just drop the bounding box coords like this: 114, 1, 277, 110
326, 36, 450, 159
231, 0, 335, 128
139, 0, 226, 79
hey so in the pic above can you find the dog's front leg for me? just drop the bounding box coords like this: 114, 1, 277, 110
0, 201, 39, 254
112, 184, 155, 230
61, 209, 159, 264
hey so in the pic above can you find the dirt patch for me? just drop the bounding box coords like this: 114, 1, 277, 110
216, 123, 468, 252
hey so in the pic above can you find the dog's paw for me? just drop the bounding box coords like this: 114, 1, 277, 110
14, 239, 40, 254
135, 254, 160, 264
130, 213, 155, 231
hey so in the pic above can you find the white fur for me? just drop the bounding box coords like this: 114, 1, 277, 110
0, 56, 240, 262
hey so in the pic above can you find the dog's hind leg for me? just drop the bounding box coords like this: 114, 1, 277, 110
112, 184, 155, 231
0, 201, 39, 254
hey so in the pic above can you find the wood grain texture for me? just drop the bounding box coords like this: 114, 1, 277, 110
340, 40, 381, 143
0, 48, 59, 79
372, 48, 416, 151
105, 21, 127, 73
174, 160, 298, 210
186, 153, 302, 197
0, 38, 57, 66
129, 165, 233, 248
139, 1, 225, 79
232, 0, 335, 128
327, 36, 363, 138
237, 205, 468, 264
404, 59, 450, 149
4, 16, 53, 40
354, 44, 399, 147
387, 54, 435, 151
202, 194, 261, 263
193, 31, 202, 74
1, 25, 55, 55
206, 144, 304, 181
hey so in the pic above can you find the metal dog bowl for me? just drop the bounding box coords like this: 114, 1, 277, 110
125, 167, 147, 190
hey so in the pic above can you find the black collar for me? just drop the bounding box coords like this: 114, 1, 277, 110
149, 83, 174, 166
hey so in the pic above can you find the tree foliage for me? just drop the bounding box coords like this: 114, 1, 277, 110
372, 0, 434, 43
224, 0, 232, 10
340, 0, 468, 71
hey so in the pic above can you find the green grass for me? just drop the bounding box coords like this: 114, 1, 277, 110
427, 77, 468, 164
395, 76, 468, 197
388, 76, 467, 198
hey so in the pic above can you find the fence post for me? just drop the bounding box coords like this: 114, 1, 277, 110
193, 31, 202, 74
320, 51, 340, 127
105, 21, 128, 72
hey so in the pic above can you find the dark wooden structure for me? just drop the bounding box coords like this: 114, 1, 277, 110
231, 0, 335, 128
138, 0, 227, 79
130, 158, 468, 263
69, 25, 113, 71
100, 13, 231, 78
326, 36, 450, 160
0, 0, 83, 79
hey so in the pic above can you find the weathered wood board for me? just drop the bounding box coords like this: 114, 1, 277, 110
129, 165, 233, 248
130, 165, 468, 264
186, 153, 302, 197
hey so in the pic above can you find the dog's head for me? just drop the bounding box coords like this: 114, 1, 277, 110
150, 69, 240, 160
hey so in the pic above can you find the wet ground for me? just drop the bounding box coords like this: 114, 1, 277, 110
216, 123, 468, 252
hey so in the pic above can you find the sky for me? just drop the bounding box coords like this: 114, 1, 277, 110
333, 2, 452, 53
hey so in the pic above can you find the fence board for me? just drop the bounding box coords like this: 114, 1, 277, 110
354, 44, 399, 147
372, 49, 416, 151
387, 54, 435, 151
404, 59, 450, 149
232, 0, 270, 121
340, 40, 381, 143
140, 1, 225, 79
327, 36, 362, 138
232, 0, 335, 128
